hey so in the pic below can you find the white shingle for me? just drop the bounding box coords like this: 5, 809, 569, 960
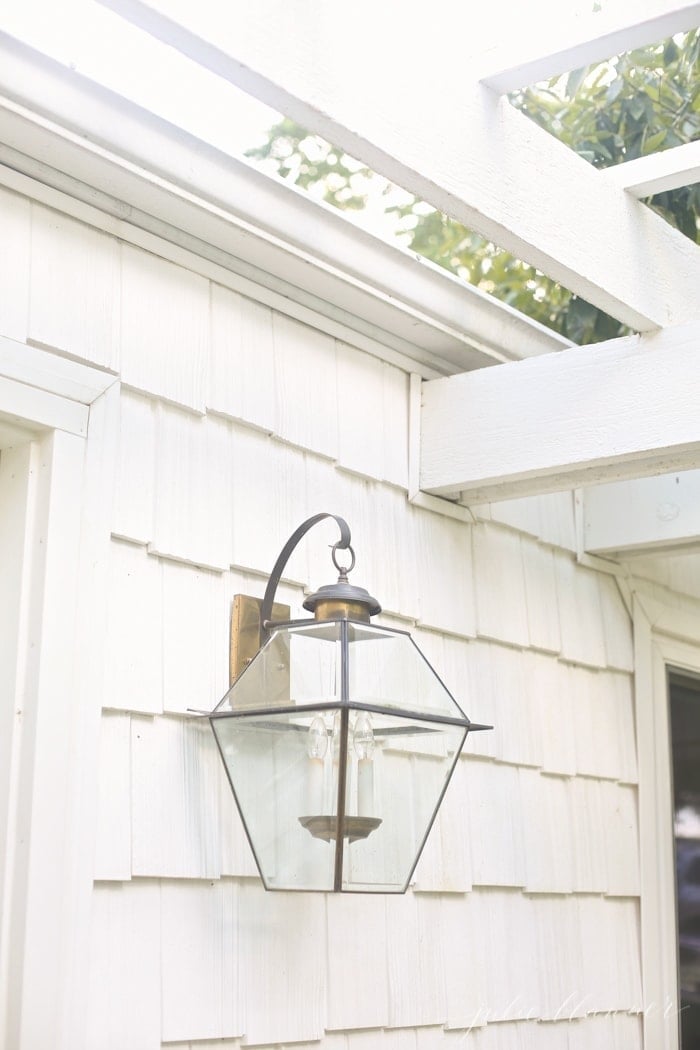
0, 186, 30, 342
536, 491, 577, 552
152, 404, 232, 571
610, 671, 638, 784
600, 781, 640, 896
273, 313, 338, 457
522, 537, 561, 654
337, 341, 386, 479
532, 896, 585, 1021
520, 771, 575, 894
478, 890, 540, 1023
161, 879, 241, 1042
413, 759, 473, 894
326, 894, 390, 1030
113, 390, 156, 545
29, 204, 120, 370
385, 893, 446, 1028
382, 361, 409, 488
554, 554, 607, 669
209, 284, 275, 432
569, 778, 608, 894
414, 509, 476, 637
104, 540, 162, 714
441, 894, 487, 1031
598, 574, 634, 672
218, 753, 259, 879
473, 524, 529, 648
86, 882, 160, 1050
464, 641, 499, 761
120, 244, 208, 411
471, 644, 541, 768
525, 651, 577, 777
577, 897, 642, 1014
238, 882, 326, 1045
131, 715, 221, 878
570, 666, 621, 780
465, 758, 526, 889
162, 560, 221, 714
94, 712, 131, 881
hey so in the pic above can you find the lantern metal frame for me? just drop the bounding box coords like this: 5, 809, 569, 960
209, 512, 491, 893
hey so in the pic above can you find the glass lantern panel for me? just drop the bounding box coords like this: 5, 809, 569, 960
337, 708, 466, 892
216, 621, 343, 713
211, 707, 345, 891
347, 624, 467, 720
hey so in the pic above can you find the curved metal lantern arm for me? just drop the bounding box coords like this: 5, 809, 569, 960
260, 513, 351, 642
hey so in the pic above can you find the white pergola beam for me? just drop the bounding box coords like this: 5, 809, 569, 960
478, 0, 700, 93
602, 140, 700, 197
101, 0, 700, 333
584, 471, 700, 555
420, 321, 700, 502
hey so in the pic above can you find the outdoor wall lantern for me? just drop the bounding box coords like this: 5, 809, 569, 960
210, 513, 490, 893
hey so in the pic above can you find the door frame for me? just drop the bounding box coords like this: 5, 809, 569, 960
0, 335, 117, 1050
634, 592, 700, 1049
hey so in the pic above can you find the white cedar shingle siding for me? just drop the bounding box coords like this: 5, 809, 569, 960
13, 196, 648, 1048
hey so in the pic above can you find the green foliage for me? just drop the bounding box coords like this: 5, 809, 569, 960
246, 30, 700, 344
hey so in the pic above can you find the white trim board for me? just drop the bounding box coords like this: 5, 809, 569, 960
0, 327, 120, 1046
102, 0, 700, 332
0, 335, 117, 440
633, 591, 700, 1050
420, 321, 700, 502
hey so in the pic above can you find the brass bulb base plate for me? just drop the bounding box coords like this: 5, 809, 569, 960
299, 814, 383, 843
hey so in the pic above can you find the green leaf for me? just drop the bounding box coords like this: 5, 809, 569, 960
566, 67, 588, 96
642, 129, 667, 153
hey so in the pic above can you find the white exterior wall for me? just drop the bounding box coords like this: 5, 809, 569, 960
0, 182, 650, 1049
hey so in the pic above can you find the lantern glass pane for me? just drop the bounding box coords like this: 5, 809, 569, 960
338, 708, 466, 892
211, 707, 343, 891
216, 621, 343, 713
347, 624, 466, 720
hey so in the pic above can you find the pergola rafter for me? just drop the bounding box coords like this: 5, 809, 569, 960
102, 0, 700, 334
477, 0, 700, 93
602, 140, 700, 197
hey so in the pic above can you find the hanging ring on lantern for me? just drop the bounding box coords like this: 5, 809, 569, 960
331, 542, 355, 577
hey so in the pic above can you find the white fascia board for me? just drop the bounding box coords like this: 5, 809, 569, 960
477, 0, 700, 93
421, 320, 700, 502
100, 0, 700, 333
601, 140, 700, 198
0, 33, 568, 379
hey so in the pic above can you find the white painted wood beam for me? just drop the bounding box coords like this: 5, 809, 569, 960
420, 321, 700, 502
602, 140, 700, 198
101, 0, 700, 332
584, 471, 700, 555
477, 0, 700, 93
